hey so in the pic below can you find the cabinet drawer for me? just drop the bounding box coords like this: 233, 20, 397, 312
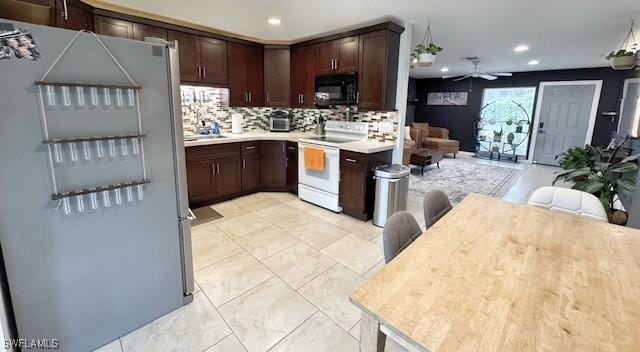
186, 143, 240, 161
241, 142, 259, 155
340, 151, 366, 168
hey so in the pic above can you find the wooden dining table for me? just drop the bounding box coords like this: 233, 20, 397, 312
350, 193, 640, 352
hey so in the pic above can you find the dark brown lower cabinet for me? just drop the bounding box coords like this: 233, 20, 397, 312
186, 160, 216, 204
259, 141, 287, 189
339, 149, 392, 220
241, 142, 260, 192
286, 141, 298, 194
186, 141, 295, 206
215, 156, 241, 197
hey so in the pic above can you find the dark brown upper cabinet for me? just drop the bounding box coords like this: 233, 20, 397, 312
290, 45, 316, 108
132, 22, 167, 41
358, 29, 400, 111
167, 31, 229, 86
264, 47, 290, 107
0, 0, 55, 26
228, 42, 264, 107
200, 37, 228, 86
94, 16, 133, 39
168, 30, 201, 82
316, 36, 358, 75
55, 0, 93, 31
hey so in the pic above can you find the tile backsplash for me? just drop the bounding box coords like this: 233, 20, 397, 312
180, 85, 398, 142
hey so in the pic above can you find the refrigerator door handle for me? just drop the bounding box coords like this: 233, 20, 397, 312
187, 208, 197, 221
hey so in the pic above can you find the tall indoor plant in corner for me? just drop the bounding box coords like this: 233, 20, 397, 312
554, 143, 638, 224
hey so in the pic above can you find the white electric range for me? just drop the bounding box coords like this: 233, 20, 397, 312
298, 121, 369, 211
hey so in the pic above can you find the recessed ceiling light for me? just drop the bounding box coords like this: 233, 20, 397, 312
268, 18, 282, 26
441, 67, 449, 72
514, 45, 529, 52
528, 60, 540, 65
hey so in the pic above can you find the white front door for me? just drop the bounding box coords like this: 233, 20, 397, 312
532, 82, 601, 165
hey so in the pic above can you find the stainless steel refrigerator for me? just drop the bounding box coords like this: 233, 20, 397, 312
0, 20, 194, 351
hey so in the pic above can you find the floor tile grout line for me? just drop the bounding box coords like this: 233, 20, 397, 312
263, 310, 321, 352
199, 332, 233, 352
198, 282, 252, 352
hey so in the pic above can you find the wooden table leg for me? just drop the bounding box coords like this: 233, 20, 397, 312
360, 311, 386, 352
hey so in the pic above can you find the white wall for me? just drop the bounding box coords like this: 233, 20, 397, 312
392, 21, 412, 163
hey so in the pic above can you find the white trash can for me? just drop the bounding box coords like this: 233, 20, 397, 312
373, 164, 411, 227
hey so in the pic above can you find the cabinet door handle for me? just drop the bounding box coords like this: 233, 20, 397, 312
266, 92, 269, 103
197, 66, 201, 78
345, 158, 357, 163
211, 163, 216, 174
202, 66, 206, 79
245, 146, 256, 150
356, 92, 360, 104
301, 94, 304, 104
216, 163, 220, 175
249, 92, 252, 103
331, 59, 335, 70
334, 58, 338, 70
243, 159, 246, 170
288, 146, 296, 151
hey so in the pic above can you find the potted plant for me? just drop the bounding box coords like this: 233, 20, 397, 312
555, 146, 595, 173
515, 119, 528, 133
507, 132, 515, 144
606, 20, 638, 70
554, 140, 638, 225
411, 43, 443, 67
606, 49, 638, 70
493, 128, 503, 142
506, 118, 514, 126
411, 22, 443, 67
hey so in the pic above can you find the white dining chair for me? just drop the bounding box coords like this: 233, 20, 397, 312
527, 186, 608, 222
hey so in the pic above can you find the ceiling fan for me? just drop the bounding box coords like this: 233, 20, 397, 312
443, 57, 513, 81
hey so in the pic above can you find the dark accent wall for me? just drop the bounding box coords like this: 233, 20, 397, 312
414, 67, 640, 153
406, 78, 417, 125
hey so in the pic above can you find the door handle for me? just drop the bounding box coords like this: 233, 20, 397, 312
266, 92, 269, 102
334, 58, 338, 70
243, 159, 246, 170
197, 66, 202, 78
245, 146, 256, 150
249, 92, 252, 103
301, 94, 304, 103
245, 92, 249, 102
538, 130, 546, 134
202, 66, 206, 79
345, 158, 357, 163
288, 146, 296, 151
186, 208, 197, 221
356, 92, 360, 104
217, 163, 220, 175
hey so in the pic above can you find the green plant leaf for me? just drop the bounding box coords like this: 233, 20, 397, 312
608, 162, 638, 173
579, 181, 605, 194
620, 154, 640, 163
616, 178, 635, 195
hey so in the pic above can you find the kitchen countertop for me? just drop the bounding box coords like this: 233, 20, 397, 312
184, 131, 396, 154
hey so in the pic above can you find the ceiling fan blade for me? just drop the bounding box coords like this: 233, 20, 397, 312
452, 74, 472, 81
491, 72, 513, 76
479, 74, 498, 80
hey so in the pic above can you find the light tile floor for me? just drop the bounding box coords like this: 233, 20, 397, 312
94, 156, 560, 352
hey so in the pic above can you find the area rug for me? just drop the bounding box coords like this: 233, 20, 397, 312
409, 158, 523, 205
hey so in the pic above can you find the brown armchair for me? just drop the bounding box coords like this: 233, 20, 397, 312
410, 122, 459, 157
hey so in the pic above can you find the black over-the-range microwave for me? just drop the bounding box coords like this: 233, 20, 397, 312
314, 73, 358, 107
